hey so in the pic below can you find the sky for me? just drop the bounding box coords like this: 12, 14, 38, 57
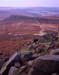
0, 0, 59, 8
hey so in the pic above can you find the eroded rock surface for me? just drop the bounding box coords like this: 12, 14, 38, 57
30, 55, 59, 75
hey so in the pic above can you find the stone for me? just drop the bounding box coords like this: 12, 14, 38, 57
8, 66, 18, 75
30, 55, 59, 75
49, 49, 59, 55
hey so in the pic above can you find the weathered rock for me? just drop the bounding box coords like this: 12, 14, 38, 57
8, 66, 18, 75
21, 50, 38, 61
30, 55, 59, 75
0, 51, 38, 75
13, 66, 28, 75
52, 73, 58, 75
49, 49, 59, 55
0, 52, 21, 75
0, 59, 5, 69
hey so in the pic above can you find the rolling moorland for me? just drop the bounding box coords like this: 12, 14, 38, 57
0, 7, 59, 59
1, 7, 59, 75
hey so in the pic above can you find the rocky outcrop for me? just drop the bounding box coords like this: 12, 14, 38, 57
30, 55, 59, 75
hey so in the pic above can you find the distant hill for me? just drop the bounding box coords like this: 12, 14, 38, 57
0, 7, 59, 24
0, 7, 59, 21
0, 15, 59, 24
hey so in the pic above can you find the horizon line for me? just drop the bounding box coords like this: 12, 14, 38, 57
0, 6, 59, 8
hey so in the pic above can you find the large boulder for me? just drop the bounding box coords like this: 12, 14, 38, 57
30, 55, 59, 75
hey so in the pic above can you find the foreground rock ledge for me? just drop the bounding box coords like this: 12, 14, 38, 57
30, 55, 59, 75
